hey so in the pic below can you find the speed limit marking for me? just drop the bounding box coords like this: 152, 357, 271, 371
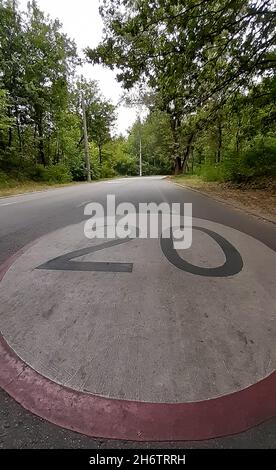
0, 217, 275, 440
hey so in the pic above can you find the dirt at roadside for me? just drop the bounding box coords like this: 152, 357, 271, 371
170, 176, 276, 224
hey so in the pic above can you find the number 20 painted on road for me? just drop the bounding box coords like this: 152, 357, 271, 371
37, 226, 243, 278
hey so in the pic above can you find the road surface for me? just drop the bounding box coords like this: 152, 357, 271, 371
0, 176, 275, 447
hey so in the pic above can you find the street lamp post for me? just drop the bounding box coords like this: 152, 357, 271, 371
139, 132, 142, 177
81, 93, 91, 183
138, 116, 142, 177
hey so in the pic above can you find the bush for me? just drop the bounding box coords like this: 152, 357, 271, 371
100, 163, 117, 179
192, 134, 276, 183
222, 137, 276, 183
194, 163, 225, 182
0, 167, 30, 187
114, 155, 138, 176
68, 157, 86, 181
31, 164, 72, 183
0, 169, 10, 187
43, 164, 72, 183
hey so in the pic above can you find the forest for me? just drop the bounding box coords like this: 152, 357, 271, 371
0, 0, 275, 191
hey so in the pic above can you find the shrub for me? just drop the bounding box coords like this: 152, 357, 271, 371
31, 164, 72, 183
0, 169, 10, 187
68, 157, 86, 181
222, 137, 276, 183
114, 155, 138, 176
43, 164, 72, 183
100, 163, 117, 179
194, 163, 225, 182
192, 134, 276, 183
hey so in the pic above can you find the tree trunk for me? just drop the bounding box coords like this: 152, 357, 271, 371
16, 112, 22, 156
55, 138, 60, 164
182, 133, 194, 173
170, 112, 182, 175
99, 144, 103, 166
217, 119, 222, 163
81, 95, 91, 182
236, 114, 241, 154
174, 156, 183, 175
7, 104, 13, 148
8, 127, 13, 148
37, 118, 46, 166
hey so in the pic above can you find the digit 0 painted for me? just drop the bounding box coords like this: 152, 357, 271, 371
160, 226, 243, 277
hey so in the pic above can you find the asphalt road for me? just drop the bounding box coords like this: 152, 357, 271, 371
0, 176, 275, 448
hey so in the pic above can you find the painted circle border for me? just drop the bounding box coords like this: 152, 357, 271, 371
0, 242, 276, 441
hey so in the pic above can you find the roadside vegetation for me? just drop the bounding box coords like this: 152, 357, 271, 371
88, 1, 276, 184
0, 1, 136, 194
0, 1, 275, 202
172, 175, 276, 223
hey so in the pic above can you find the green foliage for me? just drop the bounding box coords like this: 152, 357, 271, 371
0, 169, 11, 187
127, 110, 173, 175
102, 136, 138, 176
32, 163, 72, 183
1, 0, 275, 187
191, 135, 276, 184
0, 89, 13, 132
222, 137, 276, 182
67, 154, 86, 181
75, 78, 116, 170
114, 154, 138, 176
189, 78, 276, 183
0, 1, 120, 185
100, 162, 117, 179
194, 164, 225, 183
91, 0, 275, 97
88, 0, 276, 181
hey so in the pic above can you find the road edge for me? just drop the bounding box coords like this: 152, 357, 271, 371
168, 179, 276, 227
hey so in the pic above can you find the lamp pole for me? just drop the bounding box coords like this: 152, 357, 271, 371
139, 115, 142, 177
81, 93, 91, 182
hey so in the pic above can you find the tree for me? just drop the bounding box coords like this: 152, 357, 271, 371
87, 0, 276, 172
0, 0, 26, 151
0, 0, 124, 185
88, 99, 116, 166
76, 78, 116, 170
0, 89, 14, 152
128, 110, 173, 175
23, 1, 78, 165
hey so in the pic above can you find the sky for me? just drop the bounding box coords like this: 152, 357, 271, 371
19, 0, 138, 135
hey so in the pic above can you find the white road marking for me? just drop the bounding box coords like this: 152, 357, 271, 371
106, 180, 130, 184
0, 202, 18, 207
76, 200, 93, 208
0, 198, 41, 207
0, 190, 69, 207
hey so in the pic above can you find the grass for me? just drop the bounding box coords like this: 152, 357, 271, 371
0, 180, 90, 197
0, 171, 123, 198
173, 174, 207, 187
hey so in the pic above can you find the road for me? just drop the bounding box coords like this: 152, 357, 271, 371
0, 176, 275, 448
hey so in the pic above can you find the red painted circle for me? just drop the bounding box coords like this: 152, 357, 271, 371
0, 246, 275, 441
